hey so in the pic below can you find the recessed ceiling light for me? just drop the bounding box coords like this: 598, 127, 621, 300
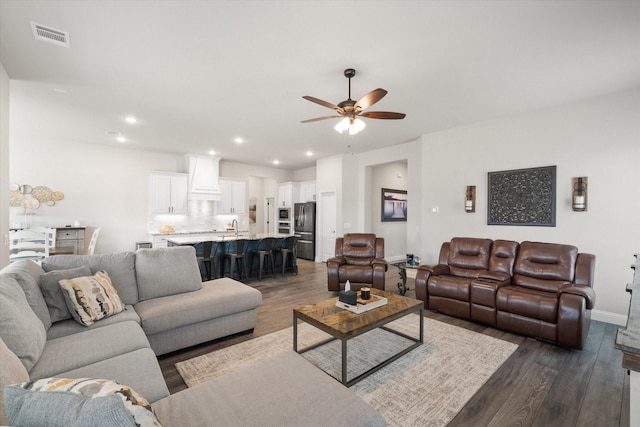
234, 137, 244, 144
125, 116, 137, 124
117, 136, 126, 143
208, 150, 216, 156
273, 160, 280, 165
306, 151, 313, 156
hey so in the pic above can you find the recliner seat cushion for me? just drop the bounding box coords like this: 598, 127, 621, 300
338, 265, 373, 284
428, 276, 471, 301
496, 286, 558, 323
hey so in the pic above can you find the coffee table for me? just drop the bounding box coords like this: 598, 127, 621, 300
293, 289, 423, 386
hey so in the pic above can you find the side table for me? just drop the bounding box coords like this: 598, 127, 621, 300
391, 262, 420, 295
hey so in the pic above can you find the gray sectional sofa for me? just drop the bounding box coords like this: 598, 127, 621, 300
0, 246, 385, 426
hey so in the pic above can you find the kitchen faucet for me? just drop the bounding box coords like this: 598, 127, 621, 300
232, 219, 238, 238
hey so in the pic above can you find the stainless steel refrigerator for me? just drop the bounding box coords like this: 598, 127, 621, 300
294, 202, 315, 260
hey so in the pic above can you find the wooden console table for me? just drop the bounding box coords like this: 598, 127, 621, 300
614, 253, 640, 427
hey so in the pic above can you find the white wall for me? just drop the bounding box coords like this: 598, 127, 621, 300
0, 63, 9, 267
419, 88, 640, 321
9, 136, 184, 254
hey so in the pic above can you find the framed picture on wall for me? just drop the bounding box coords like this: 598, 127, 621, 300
487, 165, 556, 226
381, 188, 407, 222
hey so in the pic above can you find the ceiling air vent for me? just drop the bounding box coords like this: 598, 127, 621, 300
31, 22, 70, 48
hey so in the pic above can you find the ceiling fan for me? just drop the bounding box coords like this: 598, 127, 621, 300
301, 68, 406, 135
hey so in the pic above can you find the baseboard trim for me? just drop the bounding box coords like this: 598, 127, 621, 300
592, 309, 627, 326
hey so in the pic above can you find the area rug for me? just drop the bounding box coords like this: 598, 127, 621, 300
176, 315, 517, 427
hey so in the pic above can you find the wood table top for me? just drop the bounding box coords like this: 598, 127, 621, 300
293, 289, 423, 339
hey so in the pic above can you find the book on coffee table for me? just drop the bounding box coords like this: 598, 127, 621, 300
335, 294, 388, 314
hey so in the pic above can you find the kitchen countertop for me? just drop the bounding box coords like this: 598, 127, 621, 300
166, 232, 293, 245
148, 229, 249, 236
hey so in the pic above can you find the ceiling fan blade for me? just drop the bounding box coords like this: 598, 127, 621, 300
301, 115, 343, 123
354, 88, 387, 111
360, 111, 406, 120
302, 96, 343, 113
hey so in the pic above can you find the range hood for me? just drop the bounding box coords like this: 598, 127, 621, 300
185, 155, 221, 201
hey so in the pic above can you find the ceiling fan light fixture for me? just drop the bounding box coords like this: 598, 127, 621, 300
334, 117, 351, 134
349, 118, 366, 135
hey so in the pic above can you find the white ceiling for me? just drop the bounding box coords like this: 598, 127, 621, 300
1, 1, 639, 170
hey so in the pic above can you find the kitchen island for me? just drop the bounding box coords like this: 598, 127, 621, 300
166, 232, 296, 280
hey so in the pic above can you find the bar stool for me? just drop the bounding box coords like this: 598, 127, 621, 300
223, 239, 247, 281
253, 237, 276, 280
275, 235, 298, 276
195, 241, 214, 281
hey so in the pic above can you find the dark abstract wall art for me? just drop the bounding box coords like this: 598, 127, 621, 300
487, 165, 556, 226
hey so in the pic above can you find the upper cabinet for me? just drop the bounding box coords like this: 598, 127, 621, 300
298, 181, 316, 203
278, 182, 299, 207
149, 172, 188, 214
218, 178, 247, 214
185, 155, 221, 201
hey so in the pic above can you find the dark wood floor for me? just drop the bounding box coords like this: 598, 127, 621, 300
158, 259, 630, 427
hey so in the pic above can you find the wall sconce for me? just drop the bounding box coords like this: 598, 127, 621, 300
572, 177, 587, 212
465, 185, 476, 213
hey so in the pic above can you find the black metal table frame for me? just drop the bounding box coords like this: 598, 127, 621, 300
293, 305, 424, 387
392, 262, 419, 295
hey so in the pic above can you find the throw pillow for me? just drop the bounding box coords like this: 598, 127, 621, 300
0, 276, 47, 372
40, 266, 92, 323
4, 377, 162, 427
0, 338, 30, 426
59, 271, 125, 326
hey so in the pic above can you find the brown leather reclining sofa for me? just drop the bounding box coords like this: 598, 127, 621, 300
415, 237, 596, 349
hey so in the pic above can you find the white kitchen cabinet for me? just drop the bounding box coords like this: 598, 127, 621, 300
298, 181, 316, 203
149, 172, 188, 214
278, 182, 299, 207
185, 155, 221, 200
218, 178, 247, 214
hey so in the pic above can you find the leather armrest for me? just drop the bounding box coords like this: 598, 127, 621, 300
326, 256, 346, 267
559, 285, 596, 310
420, 264, 449, 276
371, 258, 388, 271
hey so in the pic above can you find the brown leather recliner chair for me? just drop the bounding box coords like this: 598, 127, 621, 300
327, 233, 387, 291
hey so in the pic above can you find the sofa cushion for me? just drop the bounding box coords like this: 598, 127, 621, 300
5, 377, 161, 427
47, 305, 140, 340
134, 278, 262, 336
5, 387, 135, 427
428, 275, 472, 301
40, 266, 92, 322
43, 252, 139, 305
496, 286, 558, 323
29, 320, 150, 380
0, 275, 46, 372
59, 271, 125, 326
0, 338, 30, 425
58, 348, 170, 404
1, 260, 51, 329
135, 247, 202, 301
151, 350, 386, 427
513, 241, 578, 292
